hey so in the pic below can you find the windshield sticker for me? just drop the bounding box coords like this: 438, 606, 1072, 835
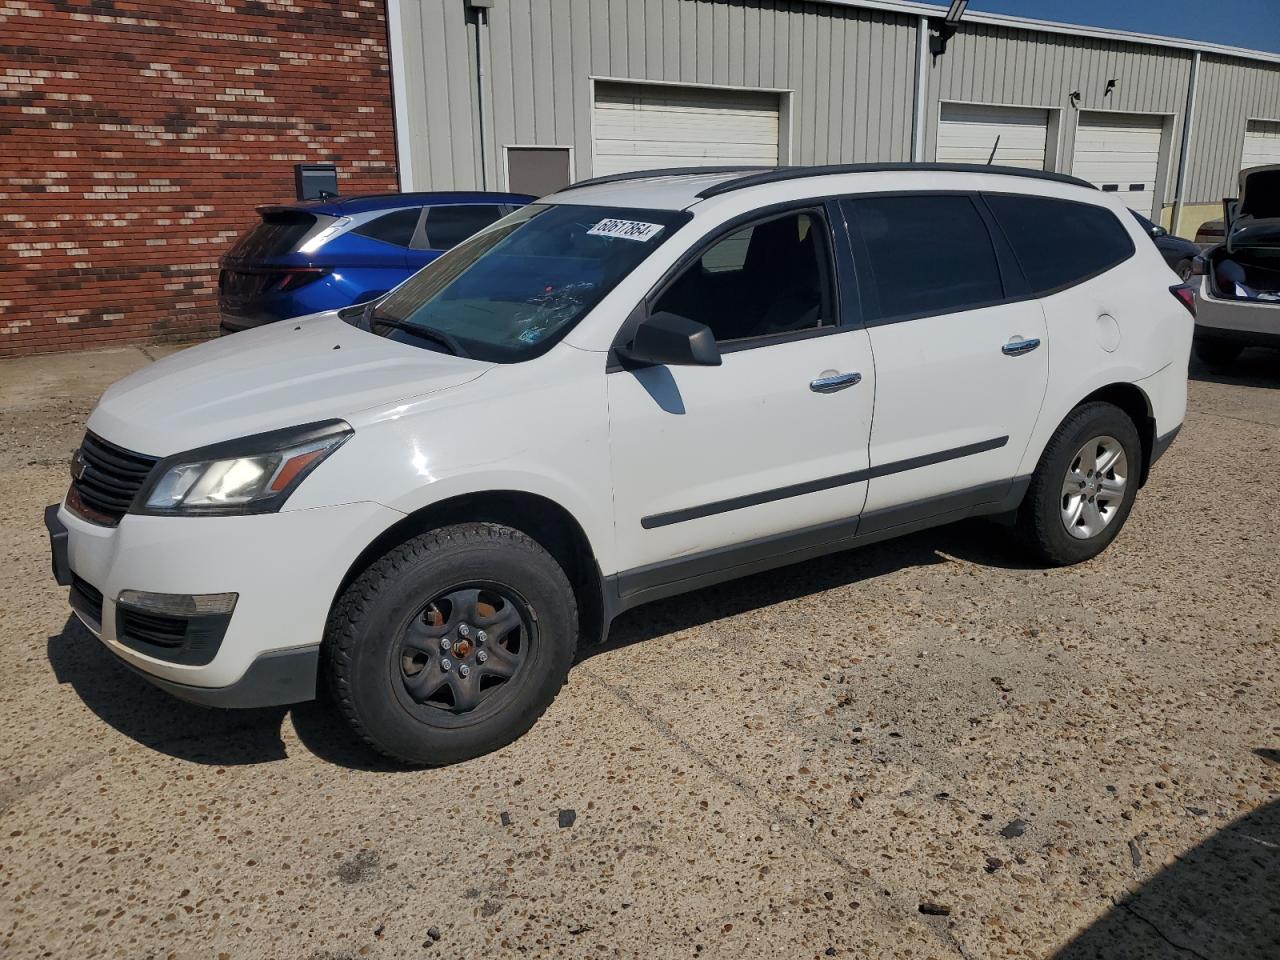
587, 218, 665, 242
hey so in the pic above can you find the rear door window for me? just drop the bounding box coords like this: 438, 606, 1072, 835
984, 194, 1135, 294
419, 205, 507, 251
352, 208, 422, 248
842, 194, 1004, 323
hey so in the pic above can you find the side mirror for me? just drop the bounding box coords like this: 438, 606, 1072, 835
1190, 256, 1209, 277
618, 311, 721, 367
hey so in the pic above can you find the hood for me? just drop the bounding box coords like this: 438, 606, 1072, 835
88, 314, 492, 456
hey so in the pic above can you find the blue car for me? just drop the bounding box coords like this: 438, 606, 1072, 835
217, 191, 535, 333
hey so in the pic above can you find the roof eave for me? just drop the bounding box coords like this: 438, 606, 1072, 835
823, 0, 1280, 67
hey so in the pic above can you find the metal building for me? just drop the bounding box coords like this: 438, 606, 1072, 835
387, 0, 1280, 233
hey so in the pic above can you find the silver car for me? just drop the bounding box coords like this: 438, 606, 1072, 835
1193, 165, 1280, 368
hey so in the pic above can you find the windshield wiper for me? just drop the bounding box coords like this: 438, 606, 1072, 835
370, 315, 469, 358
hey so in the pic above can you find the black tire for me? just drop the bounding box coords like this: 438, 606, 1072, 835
1194, 336, 1243, 370
1015, 402, 1143, 567
325, 522, 577, 765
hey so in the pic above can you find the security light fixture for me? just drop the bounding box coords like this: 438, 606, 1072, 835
930, 0, 969, 59
1069, 90, 1082, 107
1104, 78, 1119, 96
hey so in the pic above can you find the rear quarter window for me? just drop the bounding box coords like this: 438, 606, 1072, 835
985, 194, 1135, 294
420, 205, 507, 251
352, 208, 422, 247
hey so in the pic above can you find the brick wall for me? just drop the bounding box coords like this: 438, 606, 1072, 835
0, 0, 398, 358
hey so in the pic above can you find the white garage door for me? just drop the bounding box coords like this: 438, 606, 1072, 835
1242, 119, 1280, 169
591, 82, 780, 177
936, 103, 1049, 170
1072, 112, 1164, 217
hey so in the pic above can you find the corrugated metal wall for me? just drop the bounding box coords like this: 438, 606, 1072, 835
1187, 55, 1280, 203
398, 0, 917, 190
926, 22, 1191, 211
395, 0, 1280, 209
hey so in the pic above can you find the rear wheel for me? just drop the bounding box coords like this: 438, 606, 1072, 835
325, 523, 577, 765
1015, 402, 1142, 566
1194, 336, 1243, 370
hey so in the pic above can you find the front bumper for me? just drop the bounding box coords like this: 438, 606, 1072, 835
112, 643, 321, 708
50, 497, 402, 705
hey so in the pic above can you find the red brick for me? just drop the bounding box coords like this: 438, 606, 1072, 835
0, 0, 397, 358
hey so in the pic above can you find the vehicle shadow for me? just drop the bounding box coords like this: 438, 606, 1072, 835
584, 517, 1036, 661
1189, 349, 1280, 389
45, 616, 398, 770
1052, 752, 1279, 959
45, 517, 1035, 768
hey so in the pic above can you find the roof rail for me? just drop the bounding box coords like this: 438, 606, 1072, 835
563, 165, 775, 192
695, 162, 1096, 198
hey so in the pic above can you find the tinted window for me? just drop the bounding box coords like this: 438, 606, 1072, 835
652, 211, 834, 344
353, 208, 421, 247
985, 194, 1135, 294
843, 195, 1004, 323
422, 205, 506, 250
227, 212, 320, 260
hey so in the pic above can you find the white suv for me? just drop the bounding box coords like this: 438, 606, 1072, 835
46, 164, 1194, 765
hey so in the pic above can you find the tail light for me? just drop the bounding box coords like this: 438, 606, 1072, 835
1170, 283, 1196, 317
276, 268, 330, 292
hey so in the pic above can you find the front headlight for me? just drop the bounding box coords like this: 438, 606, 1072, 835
138, 420, 352, 516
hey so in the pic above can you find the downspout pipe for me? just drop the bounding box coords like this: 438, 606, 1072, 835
385, 0, 415, 191
1172, 50, 1200, 235
912, 14, 929, 162
475, 7, 491, 190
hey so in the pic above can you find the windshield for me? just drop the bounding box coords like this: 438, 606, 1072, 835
370, 203, 690, 361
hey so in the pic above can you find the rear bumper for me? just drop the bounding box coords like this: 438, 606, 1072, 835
218, 310, 278, 334
1194, 324, 1280, 350
1195, 279, 1280, 344
1150, 425, 1181, 470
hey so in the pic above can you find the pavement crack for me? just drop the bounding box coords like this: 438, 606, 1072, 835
580, 665, 968, 957
1114, 900, 1211, 960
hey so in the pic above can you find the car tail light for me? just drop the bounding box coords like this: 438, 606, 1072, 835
275, 268, 330, 292
1170, 283, 1196, 317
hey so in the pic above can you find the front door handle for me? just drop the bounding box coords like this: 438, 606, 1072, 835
1002, 337, 1041, 357
809, 371, 862, 393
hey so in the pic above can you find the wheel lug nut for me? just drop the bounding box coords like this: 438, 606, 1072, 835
476, 630, 487, 644
440, 638, 452, 651
440, 657, 452, 672
458, 664, 471, 678
477, 650, 488, 664
458, 624, 470, 638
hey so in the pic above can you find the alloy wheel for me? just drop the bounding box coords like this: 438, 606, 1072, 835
1060, 435, 1128, 540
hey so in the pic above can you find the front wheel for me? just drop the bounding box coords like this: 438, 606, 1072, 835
325, 523, 578, 765
1015, 402, 1142, 566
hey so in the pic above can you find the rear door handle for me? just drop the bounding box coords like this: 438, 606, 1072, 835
1002, 337, 1041, 357
809, 372, 862, 393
